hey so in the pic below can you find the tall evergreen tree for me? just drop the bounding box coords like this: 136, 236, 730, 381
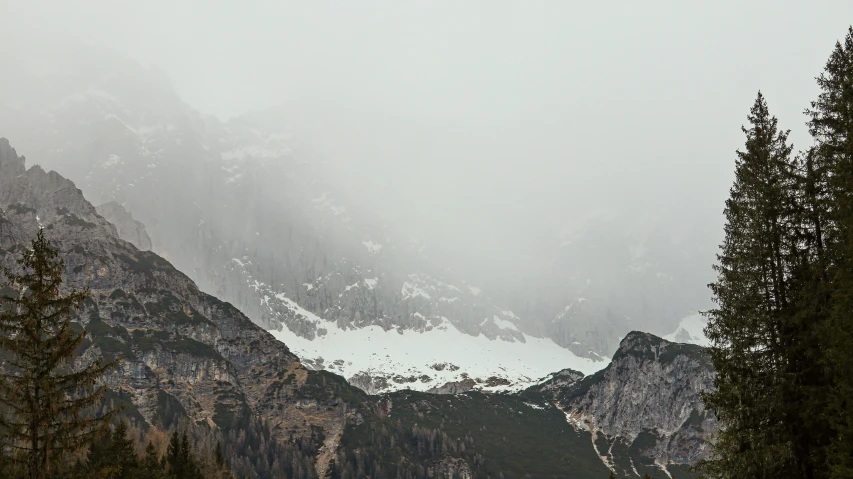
702, 92, 800, 478
83, 421, 140, 479
165, 430, 202, 479
807, 26, 853, 479
141, 441, 164, 479
0, 230, 117, 479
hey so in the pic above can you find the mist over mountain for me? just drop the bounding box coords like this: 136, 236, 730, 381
4, 3, 853, 478
4, 1, 852, 374
0, 36, 712, 368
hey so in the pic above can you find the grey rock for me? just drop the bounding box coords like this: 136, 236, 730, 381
0, 138, 366, 475
530, 331, 716, 465
426, 378, 476, 395
96, 201, 152, 250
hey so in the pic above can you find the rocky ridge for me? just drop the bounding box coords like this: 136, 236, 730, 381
95, 201, 152, 250
0, 137, 714, 478
0, 137, 366, 478
523, 331, 716, 476
0, 42, 710, 385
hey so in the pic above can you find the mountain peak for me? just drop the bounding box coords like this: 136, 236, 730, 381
613, 330, 708, 367
0, 137, 25, 175
96, 201, 153, 250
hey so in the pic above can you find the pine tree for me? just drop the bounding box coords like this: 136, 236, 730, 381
141, 441, 164, 479
165, 430, 181, 477
702, 92, 801, 478
806, 26, 853, 479
83, 421, 140, 479
214, 440, 226, 470
0, 230, 118, 479
165, 430, 202, 479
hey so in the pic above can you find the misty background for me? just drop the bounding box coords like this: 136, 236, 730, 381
2, 0, 852, 353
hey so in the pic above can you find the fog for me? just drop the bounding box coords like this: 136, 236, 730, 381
3, 1, 853, 335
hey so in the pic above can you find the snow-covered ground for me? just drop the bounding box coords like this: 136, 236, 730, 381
663, 313, 710, 347
268, 298, 608, 394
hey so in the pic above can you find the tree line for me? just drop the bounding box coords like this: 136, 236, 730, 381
0, 230, 232, 478
703, 26, 853, 479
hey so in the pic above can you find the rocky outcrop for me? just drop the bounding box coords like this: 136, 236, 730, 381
96, 201, 152, 250
525, 331, 716, 468
0, 138, 369, 477
0, 138, 715, 478
426, 378, 477, 395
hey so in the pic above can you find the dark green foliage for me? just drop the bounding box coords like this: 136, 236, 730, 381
62, 214, 97, 229
337, 391, 612, 479
142, 441, 163, 479
165, 430, 203, 479
72, 422, 232, 479
702, 26, 853, 479
805, 27, 853, 479
0, 230, 118, 478
6, 204, 36, 215
702, 91, 805, 479
82, 421, 139, 478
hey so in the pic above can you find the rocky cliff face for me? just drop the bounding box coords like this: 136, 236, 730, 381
0, 43, 714, 378
524, 331, 716, 475
0, 138, 369, 478
96, 201, 152, 250
0, 138, 712, 478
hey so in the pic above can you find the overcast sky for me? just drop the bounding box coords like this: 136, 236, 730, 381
4, 0, 853, 288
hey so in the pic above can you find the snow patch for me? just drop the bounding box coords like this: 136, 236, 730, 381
362, 240, 383, 254
491, 315, 519, 332
663, 313, 710, 347
270, 318, 607, 394
401, 282, 431, 300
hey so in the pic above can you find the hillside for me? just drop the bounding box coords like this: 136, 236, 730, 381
0, 137, 713, 478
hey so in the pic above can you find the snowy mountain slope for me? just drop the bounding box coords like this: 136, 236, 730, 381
663, 313, 710, 347
265, 296, 606, 395
0, 44, 712, 394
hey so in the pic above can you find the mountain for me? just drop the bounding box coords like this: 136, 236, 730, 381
0, 137, 359, 478
0, 42, 716, 397
0, 43, 616, 392
95, 201, 152, 250
522, 331, 716, 477
0, 137, 714, 477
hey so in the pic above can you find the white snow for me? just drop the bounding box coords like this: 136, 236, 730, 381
401, 282, 431, 300
312, 193, 347, 217
663, 313, 710, 347
340, 282, 360, 296
231, 256, 608, 395
103, 153, 121, 168
468, 286, 482, 296
362, 240, 383, 254
269, 307, 607, 394
364, 278, 378, 289
222, 144, 290, 161
491, 315, 519, 332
